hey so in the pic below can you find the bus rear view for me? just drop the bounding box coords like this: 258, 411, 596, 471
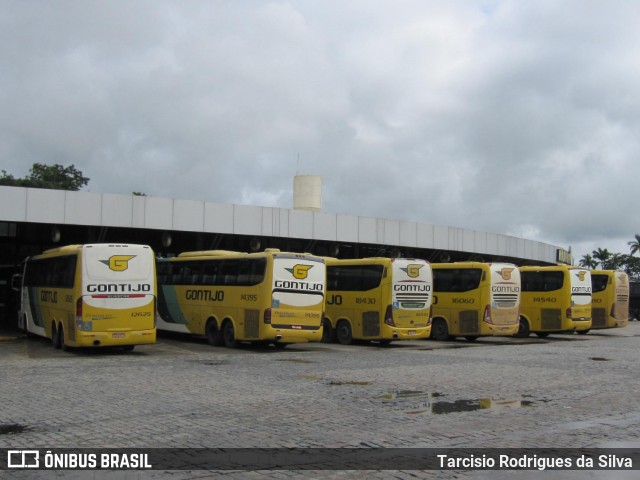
80, 244, 156, 349
430, 262, 521, 341
15, 244, 156, 351
518, 266, 592, 337
589, 270, 629, 330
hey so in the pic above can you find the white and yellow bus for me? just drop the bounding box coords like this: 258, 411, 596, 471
518, 265, 592, 337
323, 258, 433, 345
430, 262, 521, 341
156, 249, 325, 348
589, 270, 629, 331
13, 244, 156, 351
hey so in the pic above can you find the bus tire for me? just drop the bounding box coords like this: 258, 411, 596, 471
222, 321, 239, 348
206, 319, 223, 346
515, 317, 530, 338
59, 327, 70, 352
465, 336, 478, 342
431, 319, 449, 341
577, 329, 590, 335
52, 323, 61, 349
321, 318, 336, 343
336, 320, 353, 345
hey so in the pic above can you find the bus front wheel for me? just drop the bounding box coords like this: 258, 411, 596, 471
336, 320, 353, 345
222, 321, 239, 348
515, 318, 530, 338
431, 319, 449, 341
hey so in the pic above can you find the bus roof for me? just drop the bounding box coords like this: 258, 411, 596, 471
520, 265, 587, 272
431, 261, 516, 269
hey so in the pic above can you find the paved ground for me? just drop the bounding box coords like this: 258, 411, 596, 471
1, 321, 639, 479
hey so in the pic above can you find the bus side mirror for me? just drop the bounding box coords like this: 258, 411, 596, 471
11, 274, 21, 292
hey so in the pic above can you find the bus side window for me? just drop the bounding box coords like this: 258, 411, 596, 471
202, 261, 219, 286
544, 272, 563, 291
156, 261, 170, 285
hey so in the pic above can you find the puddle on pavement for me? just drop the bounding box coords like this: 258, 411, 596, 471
589, 357, 610, 361
0, 424, 29, 435
379, 390, 534, 415
299, 374, 322, 380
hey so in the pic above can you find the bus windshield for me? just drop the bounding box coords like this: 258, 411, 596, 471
82, 244, 155, 308
272, 256, 325, 308
391, 259, 432, 310
591, 274, 609, 293
570, 270, 592, 306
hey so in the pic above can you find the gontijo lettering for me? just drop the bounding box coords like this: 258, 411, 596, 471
87, 283, 151, 293
274, 280, 323, 291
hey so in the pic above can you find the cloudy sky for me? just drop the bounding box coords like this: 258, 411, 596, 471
2, 0, 639, 261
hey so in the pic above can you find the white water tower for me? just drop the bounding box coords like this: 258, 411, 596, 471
293, 175, 322, 211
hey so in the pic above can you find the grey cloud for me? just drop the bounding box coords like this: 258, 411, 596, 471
2, 0, 640, 262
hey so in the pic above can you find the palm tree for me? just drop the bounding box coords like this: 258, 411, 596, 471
591, 248, 611, 270
579, 254, 597, 269
628, 234, 640, 256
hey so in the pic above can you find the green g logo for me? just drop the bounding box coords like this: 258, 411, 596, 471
286, 264, 313, 279
401, 264, 423, 278
100, 255, 136, 272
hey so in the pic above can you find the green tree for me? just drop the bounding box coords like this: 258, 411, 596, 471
579, 253, 598, 269
628, 234, 640, 256
602, 252, 627, 271
623, 255, 640, 279
591, 248, 611, 269
0, 163, 89, 191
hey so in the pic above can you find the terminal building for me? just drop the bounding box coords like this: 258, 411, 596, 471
0, 179, 571, 327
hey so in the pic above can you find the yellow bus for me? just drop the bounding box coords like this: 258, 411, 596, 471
589, 270, 629, 331
13, 244, 157, 351
323, 258, 433, 345
156, 249, 325, 348
430, 262, 521, 341
518, 265, 592, 337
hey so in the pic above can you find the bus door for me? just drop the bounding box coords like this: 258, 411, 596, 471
156, 259, 190, 332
